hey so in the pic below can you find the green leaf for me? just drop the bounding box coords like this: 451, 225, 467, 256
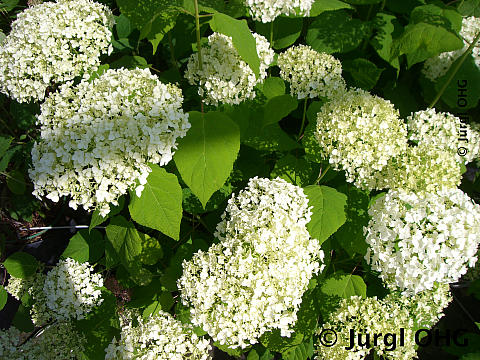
89, 196, 125, 232
247, 345, 274, 360
255, 16, 303, 49
215, 342, 250, 357
271, 155, 319, 187
343, 0, 381, 3
115, 14, 132, 38
370, 13, 401, 69
0, 0, 19, 12
138, 235, 163, 265
385, 0, 425, 14
105, 215, 143, 265
3, 252, 38, 279
261, 77, 285, 99
435, 55, 480, 110
321, 273, 367, 299
116, 0, 179, 53
334, 185, 369, 257
0, 146, 19, 173
110, 55, 149, 69
458, 0, 480, 17
306, 10, 369, 54
309, 0, 352, 17
391, 23, 463, 67
6, 169, 26, 195
303, 185, 347, 245
75, 292, 120, 360
62, 229, 104, 263
12, 304, 34, 332
129, 165, 182, 240
302, 101, 325, 163
411, 4, 462, 33
460, 353, 480, 360
263, 95, 298, 127
174, 111, 240, 208
0, 286, 7, 311
0, 136, 12, 159
9, 101, 39, 131
343, 58, 383, 90
210, 12, 260, 77
281, 337, 314, 360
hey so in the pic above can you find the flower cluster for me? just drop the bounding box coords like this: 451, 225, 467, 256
245, 0, 315, 23
5, 258, 103, 323
407, 108, 480, 164
315, 88, 408, 190
423, 16, 480, 81
29, 68, 190, 216
6, 271, 50, 325
379, 145, 462, 193
0, 322, 86, 360
104, 310, 212, 360
277, 45, 346, 100
0, 0, 114, 103
184, 32, 274, 105
43, 258, 104, 320
315, 284, 452, 360
364, 188, 480, 294
178, 177, 324, 349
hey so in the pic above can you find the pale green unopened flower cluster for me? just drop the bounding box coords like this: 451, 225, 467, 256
0, 0, 114, 103
277, 45, 346, 100
315, 88, 408, 190
185, 32, 274, 105
104, 310, 212, 360
407, 108, 480, 164
6, 258, 103, 323
379, 145, 462, 193
245, 0, 315, 22
0, 322, 86, 360
315, 284, 452, 360
29, 68, 190, 217
178, 177, 324, 349
423, 16, 480, 81
365, 188, 480, 294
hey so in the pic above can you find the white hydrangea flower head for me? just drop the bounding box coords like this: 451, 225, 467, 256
29, 68, 190, 216
0, 0, 114, 103
245, 0, 315, 23
43, 258, 104, 321
365, 188, 480, 294
0, 322, 86, 360
104, 311, 212, 360
277, 45, 346, 100
184, 32, 274, 105
21, 322, 86, 360
5, 275, 35, 301
379, 145, 462, 193
315, 284, 452, 360
178, 177, 324, 349
407, 108, 480, 164
315, 88, 408, 190
423, 16, 480, 81
6, 271, 50, 325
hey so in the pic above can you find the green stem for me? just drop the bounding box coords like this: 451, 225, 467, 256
269, 21, 274, 45
298, 98, 308, 139
429, 30, 480, 108
316, 164, 331, 184
194, 0, 203, 72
